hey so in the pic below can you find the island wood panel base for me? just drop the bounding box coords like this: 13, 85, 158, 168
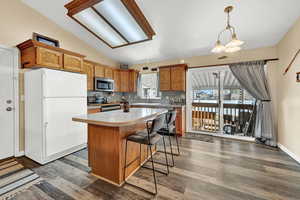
87, 123, 153, 186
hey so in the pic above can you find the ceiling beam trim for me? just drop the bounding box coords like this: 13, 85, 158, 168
65, 0, 102, 16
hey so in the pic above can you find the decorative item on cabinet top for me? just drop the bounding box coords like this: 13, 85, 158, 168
32, 32, 60, 47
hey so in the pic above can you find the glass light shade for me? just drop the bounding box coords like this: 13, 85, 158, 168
74, 8, 127, 47
225, 46, 241, 53
211, 40, 226, 53
94, 0, 148, 43
226, 34, 244, 48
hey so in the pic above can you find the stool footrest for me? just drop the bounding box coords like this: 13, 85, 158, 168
141, 165, 169, 175
124, 181, 157, 196
157, 150, 180, 156
153, 160, 174, 167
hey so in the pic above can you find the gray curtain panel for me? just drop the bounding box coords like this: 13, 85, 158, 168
229, 60, 277, 147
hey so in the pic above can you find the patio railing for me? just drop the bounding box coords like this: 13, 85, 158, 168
192, 103, 255, 135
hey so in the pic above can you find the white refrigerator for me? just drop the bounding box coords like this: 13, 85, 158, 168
25, 68, 87, 164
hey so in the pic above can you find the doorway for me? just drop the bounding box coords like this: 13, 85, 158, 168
186, 66, 256, 140
0, 46, 19, 160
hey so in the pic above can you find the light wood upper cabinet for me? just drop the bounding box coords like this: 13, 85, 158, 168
120, 70, 129, 92
94, 65, 105, 78
63, 54, 83, 72
113, 69, 121, 92
17, 40, 85, 70
159, 64, 186, 91
83, 61, 95, 91
129, 70, 138, 92
159, 67, 171, 91
171, 65, 186, 91
36, 47, 63, 70
105, 67, 113, 79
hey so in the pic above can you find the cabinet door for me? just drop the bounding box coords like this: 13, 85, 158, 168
105, 67, 113, 79
36, 47, 63, 69
129, 70, 138, 92
159, 67, 171, 91
94, 65, 105, 77
83, 61, 94, 91
113, 70, 120, 92
175, 107, 186, 136
120, 70, 129, 92
171, 66, 186, 91
63, 54, 83, 72
88, 108, 101, 114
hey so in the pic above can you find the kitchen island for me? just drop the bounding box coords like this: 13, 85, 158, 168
72, 108, 168, 186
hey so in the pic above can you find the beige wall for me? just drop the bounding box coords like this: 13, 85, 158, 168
0, 0, 118, 66
276, 17, 300, 159
131, 16, 300, 161
0, 0, 119, 152
130, 46, 278, 70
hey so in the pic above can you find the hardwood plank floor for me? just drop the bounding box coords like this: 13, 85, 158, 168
10, 135, 300, 200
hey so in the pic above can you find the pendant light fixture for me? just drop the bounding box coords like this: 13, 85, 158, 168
212, 6, 244, 53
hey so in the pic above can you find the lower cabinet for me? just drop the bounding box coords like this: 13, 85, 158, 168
175, 107, 186, 136
88, 108, 101, 114
123, 140, 155, 177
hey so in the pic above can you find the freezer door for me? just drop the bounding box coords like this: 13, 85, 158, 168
43, 69, 87, 97
44, 97, 87, 157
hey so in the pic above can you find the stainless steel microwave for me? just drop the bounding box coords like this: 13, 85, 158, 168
95, 78, 114, 92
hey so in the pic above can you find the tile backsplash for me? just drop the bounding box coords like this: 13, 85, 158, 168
87, 91, 186, 105
87, 91, 123, 103
124, 91, 186, 105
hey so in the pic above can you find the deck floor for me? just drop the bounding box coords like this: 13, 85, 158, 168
9, 135, 300, 200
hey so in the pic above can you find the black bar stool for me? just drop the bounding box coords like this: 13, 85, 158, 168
123, 114, 169, 195
157, 110, 180, 167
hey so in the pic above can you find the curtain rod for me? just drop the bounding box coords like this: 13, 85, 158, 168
188, 58, 279, 69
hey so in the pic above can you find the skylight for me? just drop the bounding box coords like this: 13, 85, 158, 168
65, 0, 155, 49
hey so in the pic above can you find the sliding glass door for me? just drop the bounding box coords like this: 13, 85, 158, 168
191, 70, 221, 133
186, 66, 256, 138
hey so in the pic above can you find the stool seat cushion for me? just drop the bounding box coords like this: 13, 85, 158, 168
127, 131, 162, 145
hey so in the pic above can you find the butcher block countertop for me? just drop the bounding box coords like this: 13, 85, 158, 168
73, 108, 168, 127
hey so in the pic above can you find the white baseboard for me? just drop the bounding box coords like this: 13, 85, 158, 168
278, 143, 300, 164
15, 151, 25, 157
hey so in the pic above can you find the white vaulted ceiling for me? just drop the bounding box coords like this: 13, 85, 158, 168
22, 0, 300, 65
